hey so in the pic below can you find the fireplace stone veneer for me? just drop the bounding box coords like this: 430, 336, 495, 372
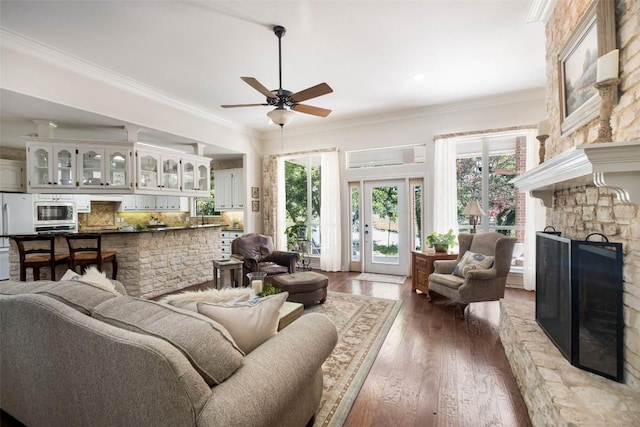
500, 299, 640, 426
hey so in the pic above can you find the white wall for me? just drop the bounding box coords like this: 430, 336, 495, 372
259, 89, 546, 270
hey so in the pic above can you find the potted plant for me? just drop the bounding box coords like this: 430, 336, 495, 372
284, 221, 307, 251
426, 229, 456, 252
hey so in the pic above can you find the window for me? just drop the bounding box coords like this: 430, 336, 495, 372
456, 133, 526, 267
346, 144, 425, 169
410, 180, 423, 251
284, 156, 321, 256
350, 184, 360, 262
195, 188, 220, 216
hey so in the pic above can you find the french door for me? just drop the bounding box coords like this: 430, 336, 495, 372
362, 180, 407, 275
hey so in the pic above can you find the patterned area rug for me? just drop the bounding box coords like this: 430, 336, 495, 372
354, 273, 407, 284
307, 291, 402, 426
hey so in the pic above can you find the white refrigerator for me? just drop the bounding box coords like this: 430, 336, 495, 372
1, 193, 36, 280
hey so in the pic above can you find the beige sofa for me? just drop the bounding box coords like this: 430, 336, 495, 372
0, 280, 337, 427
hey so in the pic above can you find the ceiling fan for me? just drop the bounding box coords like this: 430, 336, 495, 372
221, 25, 333, 127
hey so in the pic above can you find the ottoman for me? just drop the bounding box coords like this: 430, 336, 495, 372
270, 271, 328, 305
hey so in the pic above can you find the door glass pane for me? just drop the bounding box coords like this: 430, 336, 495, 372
82, 150, 102, 185
351, 186, 360, 262
57, 149, 73, 186
109, 151, 127, 186
33, 148, 49, 185
183, 162, 195, 190
163, 159, 179, 189
197, 164, 208, 190
412, 183, 423, 250
139, 154, 158, 188
370, 184, 399, 265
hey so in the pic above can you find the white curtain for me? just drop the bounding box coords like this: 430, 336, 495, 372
432, 138, 460, 236
320, 150, 342, 271
523, 129, 547, 291
275, 157, 287, 251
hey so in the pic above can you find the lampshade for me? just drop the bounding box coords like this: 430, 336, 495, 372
267, 107, 295, 127
463, 200, 486, 217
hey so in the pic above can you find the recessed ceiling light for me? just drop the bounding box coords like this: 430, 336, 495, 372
413, 73, 425, 81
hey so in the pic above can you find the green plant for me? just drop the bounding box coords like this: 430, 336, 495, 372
426, 229, 456, 250
257, 282, 281, 298
284, 221, 307, 251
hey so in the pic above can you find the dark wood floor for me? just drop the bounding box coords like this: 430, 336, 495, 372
1, 271, 533, 427
321, 271, 534, 427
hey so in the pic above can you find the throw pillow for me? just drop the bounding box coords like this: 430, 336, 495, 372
453, 251, 494, 278
158, 287, 255, 312
92, 296, 244, 386
196, 292, 289, 354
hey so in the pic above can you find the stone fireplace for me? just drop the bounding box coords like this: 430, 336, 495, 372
498, 1, 640, 423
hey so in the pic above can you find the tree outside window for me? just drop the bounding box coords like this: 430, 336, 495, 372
284, 157, 321, 255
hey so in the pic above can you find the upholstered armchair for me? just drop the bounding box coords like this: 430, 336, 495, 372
428, 232, 516, 319
231, 233, 299, 285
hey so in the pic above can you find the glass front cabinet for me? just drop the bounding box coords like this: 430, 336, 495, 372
27, 143, 77, 190
77, 146, 132, 190
26, 140, 210, 197
182, 155, 211, 195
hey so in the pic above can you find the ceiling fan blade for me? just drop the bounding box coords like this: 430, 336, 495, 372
290, 83, 333, 103
221, 103, 269, 108
292, 104, 332, 117
241, 77, 277, 99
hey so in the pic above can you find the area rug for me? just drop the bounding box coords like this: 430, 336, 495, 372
307, 291, 402, 426
354, 273, 407, 285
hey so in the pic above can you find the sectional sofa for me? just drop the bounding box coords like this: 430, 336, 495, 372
0, 279, 337, 427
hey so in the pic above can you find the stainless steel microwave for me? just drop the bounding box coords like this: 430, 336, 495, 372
34, 202, 77, 226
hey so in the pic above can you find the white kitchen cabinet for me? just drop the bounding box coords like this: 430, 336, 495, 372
0, 159, 25, 192
34, 193, 75, 201
27, 142, 77, 191
75, 195, 92, 212
25, 138, 210, 197
136, 149, 182, 194
220, 230, 244, 260
154, 196, 188, 211
182, 155, 211, 196
77, 146, 132, 191
214, 168, 244, 210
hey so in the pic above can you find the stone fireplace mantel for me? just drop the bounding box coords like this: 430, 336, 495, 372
511, 141, 640, 207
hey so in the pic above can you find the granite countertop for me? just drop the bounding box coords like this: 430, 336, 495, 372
2, 224, 225, 238
87, 224, 224, 234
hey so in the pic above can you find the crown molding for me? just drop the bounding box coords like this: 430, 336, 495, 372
0, 27, 256, 138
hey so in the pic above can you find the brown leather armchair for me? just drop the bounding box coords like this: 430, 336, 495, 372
231, 233, 299, 285
428, 232, 516, 319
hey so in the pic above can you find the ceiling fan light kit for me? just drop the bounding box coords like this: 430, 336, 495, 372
267, 107, 295, 127
222, 25, 333, 127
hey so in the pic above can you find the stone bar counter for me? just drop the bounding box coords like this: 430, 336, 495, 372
8, 224, 222, 299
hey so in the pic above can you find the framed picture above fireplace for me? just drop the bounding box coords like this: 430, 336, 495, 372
559, 0, 616, 137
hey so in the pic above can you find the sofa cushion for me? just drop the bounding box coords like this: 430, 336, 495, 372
36, 280, 122, 314
92, 296, 243, 386
197, 292, 288, 354
453, 251, 494, 277
0, 280, 58, 295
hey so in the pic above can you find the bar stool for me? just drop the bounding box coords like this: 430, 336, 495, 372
65, 233, 118, 279
13, 235, 70, 281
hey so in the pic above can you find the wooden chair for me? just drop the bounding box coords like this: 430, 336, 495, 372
13, 235, 70, 281
65, 233, 118, 279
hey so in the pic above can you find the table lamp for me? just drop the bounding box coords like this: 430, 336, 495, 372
463, 200, 486, 234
